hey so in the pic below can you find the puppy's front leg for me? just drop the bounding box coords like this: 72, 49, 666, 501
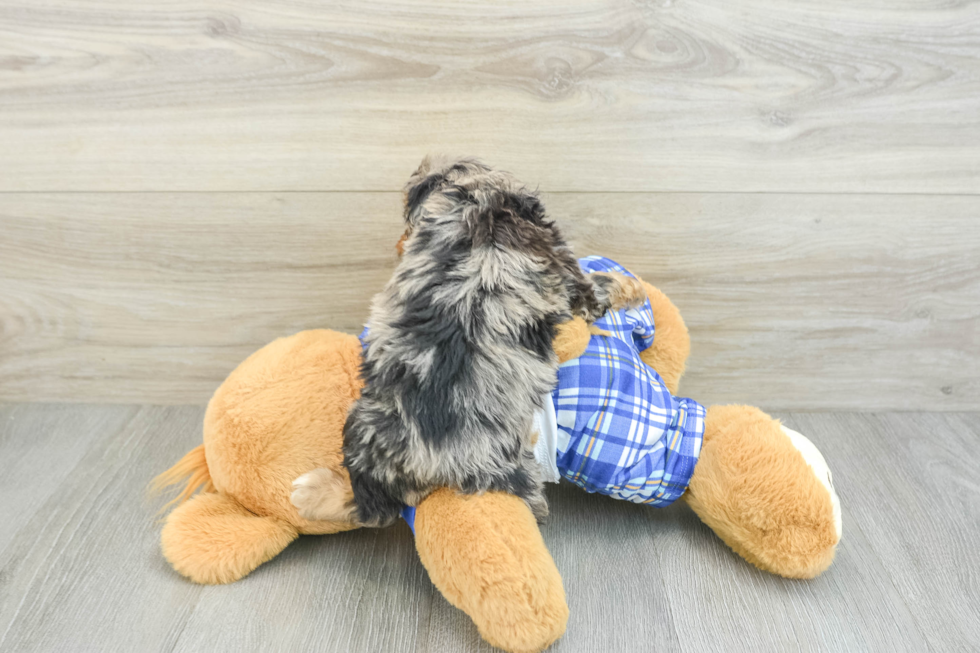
588, 271, 646, 313
558, 255, 645, 323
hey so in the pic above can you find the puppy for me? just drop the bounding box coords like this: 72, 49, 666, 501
291, 156, 644, 526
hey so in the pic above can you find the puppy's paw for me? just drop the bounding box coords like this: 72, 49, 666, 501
590, 271, 647, 312
617, 275, 647, 310
290, 468, 355, 523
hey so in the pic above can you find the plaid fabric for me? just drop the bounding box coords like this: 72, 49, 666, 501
552, 256, 705, 507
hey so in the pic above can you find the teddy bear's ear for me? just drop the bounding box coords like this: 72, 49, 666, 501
161, 492, 297, 584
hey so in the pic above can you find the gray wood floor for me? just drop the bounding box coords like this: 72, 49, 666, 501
1, 404, 977, 652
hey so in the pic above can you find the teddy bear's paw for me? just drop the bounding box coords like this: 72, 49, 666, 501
290, 468, 355, 522
779, 426, 842, 543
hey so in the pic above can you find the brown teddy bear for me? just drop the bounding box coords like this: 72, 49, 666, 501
154, 269, 840, 653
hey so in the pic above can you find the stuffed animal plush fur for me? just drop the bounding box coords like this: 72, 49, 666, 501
154, 271, 840, 653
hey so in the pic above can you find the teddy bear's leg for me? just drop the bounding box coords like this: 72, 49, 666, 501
636, 281, 690, 395
161, 491, 298, 584
414, 489, 568, 653
684, 405, 841, 579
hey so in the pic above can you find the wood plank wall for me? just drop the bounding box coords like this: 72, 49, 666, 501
1, 0, 978, 409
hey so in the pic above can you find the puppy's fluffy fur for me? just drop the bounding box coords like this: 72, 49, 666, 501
292, 157, 644, 526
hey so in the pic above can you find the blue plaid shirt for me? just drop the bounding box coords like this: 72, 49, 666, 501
552, 256, 704, 508
361, 256, 705, 534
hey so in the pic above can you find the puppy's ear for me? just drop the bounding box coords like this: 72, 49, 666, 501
513, 190, 547, 226
405, 154, 486, 221
404, 155, 445, 225
589, 271, 646, 312
405, 173, 442, 223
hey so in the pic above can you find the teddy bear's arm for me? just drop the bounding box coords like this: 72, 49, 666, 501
636, 280, 690, 395
552, 317, 591, 364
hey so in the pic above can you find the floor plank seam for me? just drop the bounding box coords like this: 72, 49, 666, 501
3, 190, 980, 197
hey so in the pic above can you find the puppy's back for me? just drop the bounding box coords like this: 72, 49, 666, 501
292, 157, 643, 527
356, 158, 569, 462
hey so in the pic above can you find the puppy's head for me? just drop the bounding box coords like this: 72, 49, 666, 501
399, 155, 546, 255
398, 155, 482, 256
403, 155, 486, 224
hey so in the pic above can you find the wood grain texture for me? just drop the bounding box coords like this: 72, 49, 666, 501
782, 412, 980, 653
0, 403, 137, 553
170, 528, 432, 653
0, 192, 404, 404
2, 192, 977, 409
567, 192, 980, 411
1, 405, 978, 652
0, 404, 435, 653
0, 405, 207, 652
0, 0, 978, 192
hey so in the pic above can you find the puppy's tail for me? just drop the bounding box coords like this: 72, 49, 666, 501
588, 271, 647, 313
290, 467, 359, 524
149, 444, 215, 514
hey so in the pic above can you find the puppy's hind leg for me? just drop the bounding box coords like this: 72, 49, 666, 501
512, 450, 550, 523
347, 468, 410, 528
524, 487, 550, 524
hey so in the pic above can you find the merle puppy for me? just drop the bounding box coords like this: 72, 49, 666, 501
291, 156, 644, 527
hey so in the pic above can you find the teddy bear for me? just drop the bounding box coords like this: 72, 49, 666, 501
154, 258, 841, 653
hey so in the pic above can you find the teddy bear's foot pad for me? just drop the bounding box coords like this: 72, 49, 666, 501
780, 425, 842, 541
